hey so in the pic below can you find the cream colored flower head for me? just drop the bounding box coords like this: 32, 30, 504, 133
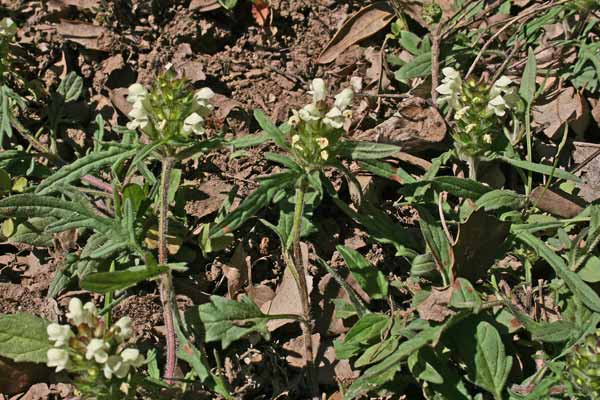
47, 323, 73, 347
309, 78, 327, 103
436, 67, 462, 109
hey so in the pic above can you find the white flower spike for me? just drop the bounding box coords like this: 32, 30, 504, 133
120, 348, 145, 368
183, 112, 205, 135
334, 88, 354, 111
47, 348, 69, 372
310, 79, 327, 103
126, 83, 148, 104
86, 338, 109, 364
47, 323, 73, 347
113, 317, 133, 342
436, 67, 462, 109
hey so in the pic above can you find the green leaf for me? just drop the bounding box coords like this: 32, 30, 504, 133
578, 256, 600, 283
209, 171, 297, 238
345, 324, 444, 399
516, 231, 600, 312
335, 313, 390, 360
410, 253, 438, 278
416, 206, 453, 281
408, 347, 444, 384
9, 217, 55, 247
476, 189, 524, 211
228, 132, 269, 149
398, 30, 421, 54
0, 194, 98, 221
0, 313, 51, 363
450, 278, 482, 310
519, 47, 536, 105
218, 0, 237, 9
499, 156, 580, 182
198, 295, 271, 349
338, 141, 401, 160
58, 71, 83, 103
431, 177, 491, 199
337, 245, 388, 299
469, 321, 512, 399
359, 160, 415, 183
36, 147, 136, 195
81, 264, 174, 293
0, 168, 10, 191
394, 52, 432, 81
253, 109, 288, 149
355, 336, 399, 368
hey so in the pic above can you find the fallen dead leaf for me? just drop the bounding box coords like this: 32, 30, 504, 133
189, 0, 221, 11
251, 0, 270, 27
532, 87, 585, 140
262, 246, 314, 331
282, 333, 320, 368
317, 2, 395, 64
416, 287, 454, 322
56, 20, 115, 52
48, 0, 100, 10
222, 243, 248, 300
530, 186, 584, 218
572, 142, 600, 202
357, 97, 446, 151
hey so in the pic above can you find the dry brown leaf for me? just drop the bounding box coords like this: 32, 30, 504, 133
357, 97, 446, 151
572, 142, 600, 202
262, 246, 313, 331
48, 0, 100, 10
247, 284, 275, 309
189, 0, 221, 11
282, 333, 320, 368
185, 179, 231, 220
56, 20, 115, 52
532, 87, 584, 140
317, 2, 394, 64
222, 244, 248, 300
251, 0, 270, 27
530, 186, 584, 218
416, 287, 454, 322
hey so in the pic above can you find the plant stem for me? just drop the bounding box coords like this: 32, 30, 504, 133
525, 106, 533, 196
104, 261, 115, 327
158, 156, 177, 384
289, 182, 319, 399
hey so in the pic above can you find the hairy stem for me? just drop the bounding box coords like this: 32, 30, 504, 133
158, 156, 177, 383
290, 182, 318, 399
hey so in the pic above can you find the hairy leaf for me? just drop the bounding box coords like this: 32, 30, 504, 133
81, 264, 178, 293
198, 295, 271, 349
469, 321, 512, 399
36, 147, 136, 195
337, 245, 388, 299
338, 141, 401, 160
517, 231, 600, 312
0, 313, 50, 363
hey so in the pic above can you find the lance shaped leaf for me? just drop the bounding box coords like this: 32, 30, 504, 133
0, 313, 51, 363
338, 141, 401, 160
469, 321, 512, 399
337, 245, 388, 299
80, 264, 185, 293
36, 147, 136, 195
199, 295, 271, 349
517, 231, 600, 312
